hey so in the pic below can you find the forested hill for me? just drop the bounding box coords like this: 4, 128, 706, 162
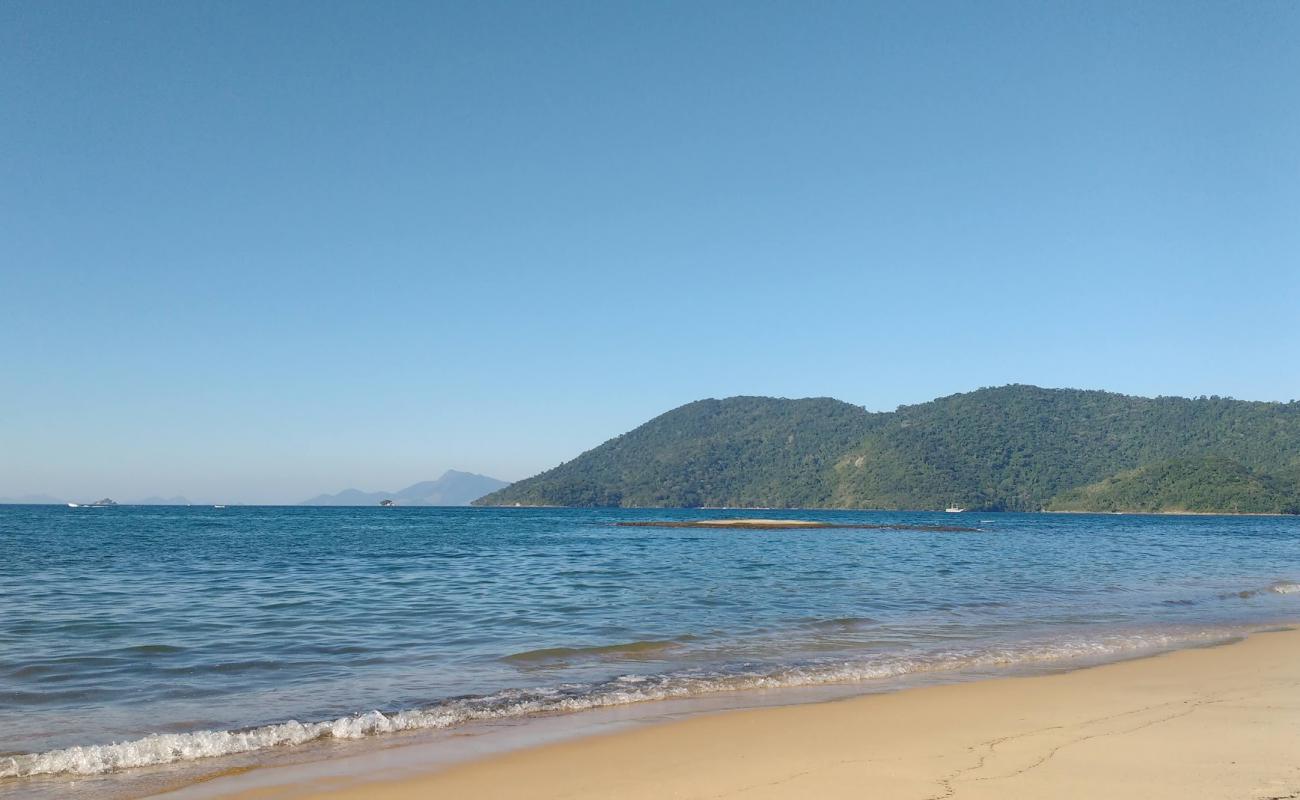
481, 397, 880, 508
1044, 457, 1300, 515
474, 386, 1300, 513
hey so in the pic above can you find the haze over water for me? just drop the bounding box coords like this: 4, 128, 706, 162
2, 505, 1298, 798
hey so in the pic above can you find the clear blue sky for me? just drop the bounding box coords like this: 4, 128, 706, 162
3, 1, 1298, 503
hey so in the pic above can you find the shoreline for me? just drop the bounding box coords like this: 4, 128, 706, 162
162, 626, 1300, 800
4, 503, 1296, 516
614, 518, 980, 531
476, 505, 1300, 517
1041, 508, 1300, 517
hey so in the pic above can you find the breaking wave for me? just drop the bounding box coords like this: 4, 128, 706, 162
0, 625, 1259, 780
1219, 580, 1300, 600
503, 639, 684, 664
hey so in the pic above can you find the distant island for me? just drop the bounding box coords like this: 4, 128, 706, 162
301, 470, 509, 507
474, 385, 1300, 514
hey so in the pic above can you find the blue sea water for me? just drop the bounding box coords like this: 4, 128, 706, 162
1, 505, 1298, 797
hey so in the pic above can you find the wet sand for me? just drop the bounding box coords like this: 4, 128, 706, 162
190, 627, 1300, 800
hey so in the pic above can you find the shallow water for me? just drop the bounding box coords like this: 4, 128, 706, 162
1, 506, 1297, 797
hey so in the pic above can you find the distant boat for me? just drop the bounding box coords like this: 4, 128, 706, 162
214, 505, 225, 509
945, 505, 965, 513
75, 498, 118, 508
379, 499, 395, 507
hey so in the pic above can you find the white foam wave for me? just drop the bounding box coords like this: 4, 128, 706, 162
1219, 579, 1300, 599
0, 626, 1259, 780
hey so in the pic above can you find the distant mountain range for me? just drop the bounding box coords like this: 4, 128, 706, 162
137, 496, 193, 506
0, 494, 193, 505
301, 470, 509, 507
0, 494, 68, 505
1, 473, 508, 508
475, 385, 1300, 514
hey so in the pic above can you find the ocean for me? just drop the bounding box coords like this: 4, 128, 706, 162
2, 505, 1297, 798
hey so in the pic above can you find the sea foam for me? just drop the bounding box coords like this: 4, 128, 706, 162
1219, 580, 1300, 600
0, 625, 1257, 780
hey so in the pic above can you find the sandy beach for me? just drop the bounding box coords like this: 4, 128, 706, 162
199, 627, 1300, 800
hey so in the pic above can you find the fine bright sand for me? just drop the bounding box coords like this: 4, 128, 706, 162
203, 627, 1300, 800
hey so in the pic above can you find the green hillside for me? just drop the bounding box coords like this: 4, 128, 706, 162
830, 386, 1300, 511
479, 397, 878, 508
1044, 456, 1300, 514
475, 386, 1300, 512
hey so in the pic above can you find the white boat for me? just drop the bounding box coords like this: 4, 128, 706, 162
945, 505, 965, 513
67, 502, 79, 508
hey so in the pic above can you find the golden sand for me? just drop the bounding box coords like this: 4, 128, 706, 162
198, 627, 1300, 800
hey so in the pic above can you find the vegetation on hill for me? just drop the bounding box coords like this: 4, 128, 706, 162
831, 386, 1300, 511
1044, 456, 1300, 514
474, 386, 1300, 513
477, 397, 878, 508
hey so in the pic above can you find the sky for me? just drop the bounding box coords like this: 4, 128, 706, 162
2, 1, 1298, 503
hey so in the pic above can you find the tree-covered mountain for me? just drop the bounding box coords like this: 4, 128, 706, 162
474, 386, 1300, 513
1044, 456, 1300, 515
831, 386, 1300, 511
477, 397, 877, 508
